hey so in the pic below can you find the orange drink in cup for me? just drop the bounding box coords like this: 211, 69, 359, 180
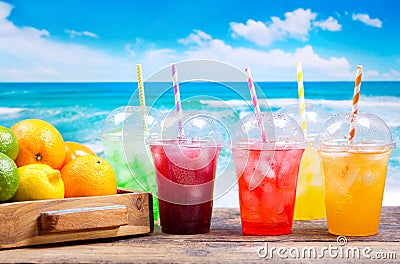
314, 113, 394, 236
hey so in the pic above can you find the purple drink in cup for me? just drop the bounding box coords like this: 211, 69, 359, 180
148, 111, 224, 234
149, 139, 221, 234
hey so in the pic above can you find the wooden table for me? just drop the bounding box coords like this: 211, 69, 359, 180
1, 207, 399, 263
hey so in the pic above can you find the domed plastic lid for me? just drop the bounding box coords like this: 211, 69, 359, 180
313, 112, 394, 152
278, 103, 331, 140
148, 110, 226, 146
232, 112, 306, 149
99, 106, 162, 140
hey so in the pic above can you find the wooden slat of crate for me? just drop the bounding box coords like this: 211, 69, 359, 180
0, 190, 153, 249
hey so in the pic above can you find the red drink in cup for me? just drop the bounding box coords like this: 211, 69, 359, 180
232, 113, 306, 235
233, 144, 304, 235
149, 139, 221, 235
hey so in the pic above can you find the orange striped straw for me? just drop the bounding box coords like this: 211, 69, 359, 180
349, 65, 363, 144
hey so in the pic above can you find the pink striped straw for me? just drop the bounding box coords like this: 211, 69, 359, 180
171, 63, 183, 137
245, 67, 267, 142
349, 65, 363, 144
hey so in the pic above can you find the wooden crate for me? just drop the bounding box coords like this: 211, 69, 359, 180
0, 189, 154, 249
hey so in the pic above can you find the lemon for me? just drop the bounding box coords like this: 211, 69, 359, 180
0, 153, 19, 202
12, 164, 64, 201
0, 126, 19, 160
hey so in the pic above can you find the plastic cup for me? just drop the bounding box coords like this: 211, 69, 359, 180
147, 112, 223, 234
314, 112, 394, 236
99, 106, 162, 221
232, 112, 306, 235
278, 104, 330, 220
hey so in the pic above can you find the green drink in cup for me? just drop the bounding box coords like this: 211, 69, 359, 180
100, 106, 162, 221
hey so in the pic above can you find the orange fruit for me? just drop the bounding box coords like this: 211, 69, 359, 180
63, 141, 96, 167
61, 155, 117, 198
11, 119, 65, 170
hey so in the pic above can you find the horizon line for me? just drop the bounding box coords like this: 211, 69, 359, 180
1, 80, 399, 83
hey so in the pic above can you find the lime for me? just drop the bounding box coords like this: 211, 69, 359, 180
0, 126, 19, 160
0, 152, 20, 202
12, 164, 64, 201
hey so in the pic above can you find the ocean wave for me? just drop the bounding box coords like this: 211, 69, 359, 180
85, 140, 104, 156
200, 96, 400, 108
199, 96, 400, 127
0, 107, 27, 115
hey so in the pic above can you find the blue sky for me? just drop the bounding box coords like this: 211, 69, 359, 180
0, 0, 399, 81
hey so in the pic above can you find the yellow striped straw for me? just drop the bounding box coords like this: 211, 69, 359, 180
296, 62, 308, 140
136, 64, 147, 132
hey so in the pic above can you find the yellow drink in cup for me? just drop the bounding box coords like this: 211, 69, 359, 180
294, 143, 325, 220
314, 112, 394, 236
319, 148, 391, 236
279, 104, 329, 220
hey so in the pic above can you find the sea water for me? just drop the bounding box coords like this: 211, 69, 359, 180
1, 81, 399, 207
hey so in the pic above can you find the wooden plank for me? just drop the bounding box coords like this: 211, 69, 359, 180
0, 239, 398, 263
40, 205, 129, 233
0, 191, 153, 249
0, 207, 398, 263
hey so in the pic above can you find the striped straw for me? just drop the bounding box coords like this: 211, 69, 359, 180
349, 65, 363, 144
296, 62, 308, 140
171, 63, 183, 137
136, 64, 147, 132
245, 67, 267, 142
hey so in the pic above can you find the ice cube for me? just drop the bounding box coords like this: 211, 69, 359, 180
249, 152, 275, 190
344, 165, 360, 189
327, 177, 353, 205
360, 169, 375, 186
116, 169, 135, 187
248, 170, 265, 191
232, 149, 248, 177
261, 187, 285, 215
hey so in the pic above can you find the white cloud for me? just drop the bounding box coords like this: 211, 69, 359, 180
230, 8, 341, 47
365, 70, 380, 78
145, 30, 353, 81
125, 43, 135, 56
124, 38, 150, 57
352, 13, 382, 28
0, 2, 134, 81
364, 69, 400, 80
390, 69, 400, 78
230, 8, 317, 46
313, 17, 342, 31
0, 2, 395, 82
178, 29, 212, 46
169, 30, 398, 81
270, 8, 317, 40
230, 19, 279, 47
65, 29, 99, 38
0, 1, 12, 20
